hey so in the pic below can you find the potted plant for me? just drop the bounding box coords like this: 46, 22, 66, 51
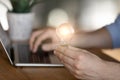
6, 0, 44, 41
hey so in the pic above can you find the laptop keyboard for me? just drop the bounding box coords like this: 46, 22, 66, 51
29, 48, 51, 63
17, 44, 51, 63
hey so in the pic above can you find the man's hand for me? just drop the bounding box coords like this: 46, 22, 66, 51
29, 27, 60, 52
54, 46, 108, 80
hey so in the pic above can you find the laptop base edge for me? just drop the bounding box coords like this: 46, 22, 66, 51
15, 63, 64, 67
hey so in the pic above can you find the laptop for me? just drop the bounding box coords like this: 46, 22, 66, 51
0, 40, 63, 67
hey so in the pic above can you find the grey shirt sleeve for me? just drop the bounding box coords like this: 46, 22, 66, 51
106, 15, 120, 48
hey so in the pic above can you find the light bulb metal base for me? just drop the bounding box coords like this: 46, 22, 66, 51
59, 41, 68, 47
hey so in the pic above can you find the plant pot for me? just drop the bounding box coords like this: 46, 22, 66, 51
7, 12, 35, 41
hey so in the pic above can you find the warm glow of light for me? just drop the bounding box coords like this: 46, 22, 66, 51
56, 23, 74, 41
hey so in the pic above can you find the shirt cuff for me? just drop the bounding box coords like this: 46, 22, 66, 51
106, 23, 120, 48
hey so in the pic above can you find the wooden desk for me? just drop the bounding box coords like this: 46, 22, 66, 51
0, 47, 76, 80
102, 48, 120, 62
1, 43, 119, 80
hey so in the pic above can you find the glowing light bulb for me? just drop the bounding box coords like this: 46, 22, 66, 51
56, 23, 74, 46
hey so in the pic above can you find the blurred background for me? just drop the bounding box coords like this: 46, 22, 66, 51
1, 0, 120, 31
0, 0, 120, 62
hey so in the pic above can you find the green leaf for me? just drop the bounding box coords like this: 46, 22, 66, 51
10, 0, 45, 13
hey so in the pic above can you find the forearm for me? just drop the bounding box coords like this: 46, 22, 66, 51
103, 61, 120, 80
70, 27, 112, 49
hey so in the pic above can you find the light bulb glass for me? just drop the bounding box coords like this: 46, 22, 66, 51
56, 23, 74, 46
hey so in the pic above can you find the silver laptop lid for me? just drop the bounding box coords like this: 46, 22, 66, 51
0, 39, 13, 65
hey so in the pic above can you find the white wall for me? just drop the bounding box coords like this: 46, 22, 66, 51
78, 0, 119, 31
0, 0, 120, 31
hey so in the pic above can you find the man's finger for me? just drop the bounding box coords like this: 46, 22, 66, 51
55, 50, 75, 66
62, 61, 75, 74
29, 30, 43, 50
42, 43, 58, 51
55, 46, 80, 59
33, 32, 51, 52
